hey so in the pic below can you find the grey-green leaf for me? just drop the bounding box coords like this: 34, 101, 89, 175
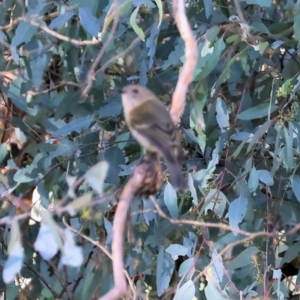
238, 103, 277, 120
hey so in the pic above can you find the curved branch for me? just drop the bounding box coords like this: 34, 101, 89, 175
99, 154, 164, 300
99, 1, 197, 299
170, 0, 198, 124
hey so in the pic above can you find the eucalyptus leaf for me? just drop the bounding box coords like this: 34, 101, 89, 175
130, 6, 145, 41
228, 194, 248, 235
164, 182, 178, 219
245, 0, 271, 6
3, 240, 24, 284
166, 244, 190, 259
238, 103, 277, 120
281, 241, 300, 266
34, 223, 59, 260
65, 193, 93, 216
227, 246, 259, 270
11, 21, 38, 62
173, 280, 195, 300
78, 7, 99, 37
247, 120, 272, 153
291, 175, 300, 203
202, 189, 227, 218
84, 161, 109, 195
52, 116, 93, 137
49, 11, 75, 29
257, 169, 274, 186
60, 229, 84, 268
39, 210, 63, 251
248, 167, 259, 192
211, 249, 224, 282
156, 247, 174, 297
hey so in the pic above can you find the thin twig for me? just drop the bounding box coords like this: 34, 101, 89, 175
30, 20, 102, 46
82, 0, 120, 97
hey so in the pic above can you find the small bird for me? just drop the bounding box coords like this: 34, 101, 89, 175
120, 84, 188, 191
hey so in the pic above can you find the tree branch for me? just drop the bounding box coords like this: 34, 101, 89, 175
170, 0, 198, 124
99, 1, 198, 299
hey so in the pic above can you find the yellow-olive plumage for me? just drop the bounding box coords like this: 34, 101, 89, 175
120, 85, 187, 191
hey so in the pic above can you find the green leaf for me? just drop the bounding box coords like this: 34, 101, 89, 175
248, 167, 259, 192
227, 246, 259, 270
156, 246, 174, 297
115, 132, 130, 150
49, 11, 75, 29
231, 132, 253, 141
206, 282, 230, 298
257, 169, 274, 186
52, 116, 93, 138
104, 147, 125, 185
215, 98, 229, 131
146, 24, 159, 69
55, 89, 82, 120
281, 79, 292, 97
34, 223, 59, 260
3, 240, 24, 283
39, 210, 63, 250
0, 143, 8, 164
27, 40, 49, 88
11, 21, 38, 62
247, 120, 272, 153
294, 4, 300, 48
65, 193, 93, 216
3, 220, 24, 283
61, 229, 83, 267
245, 0, 271, 5
173, 280, 195, 300
194, 36, 226, 81
228, 194, 248, 235
164, 182, 178, 219
212, 47, 244, 90
78, 7, 99, 37
97, 96, 123, 117
166, 244, 190, 258
188, 173, 198, 205
251, 21, 271, 34
162, 39, 184, 70
104, 218, 112, 244
201, 189, 227, 218
7, 78, 36, 115
203, 0, 212, 19
291, 175, 300, 203
13, 164, 39, 183
7, 220, 20, 254
154, 0, 163, 28
178, 257, 195, 280
282, 125, 293, 171
238, 103, 277, 120
84, 161, 109, 195
281, 241, 300, 266
130, 6, 145, 41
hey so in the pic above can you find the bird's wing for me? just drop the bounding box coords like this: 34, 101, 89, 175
129, 100, 184, 161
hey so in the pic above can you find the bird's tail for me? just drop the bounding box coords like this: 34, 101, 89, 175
166, 157, 188, 192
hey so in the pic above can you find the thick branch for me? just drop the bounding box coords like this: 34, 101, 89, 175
170, 0, 198, 124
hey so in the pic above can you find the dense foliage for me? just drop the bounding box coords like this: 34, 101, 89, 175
1, 0, 300, 299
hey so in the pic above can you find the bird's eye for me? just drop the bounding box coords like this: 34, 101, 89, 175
132, 89, 138, 94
